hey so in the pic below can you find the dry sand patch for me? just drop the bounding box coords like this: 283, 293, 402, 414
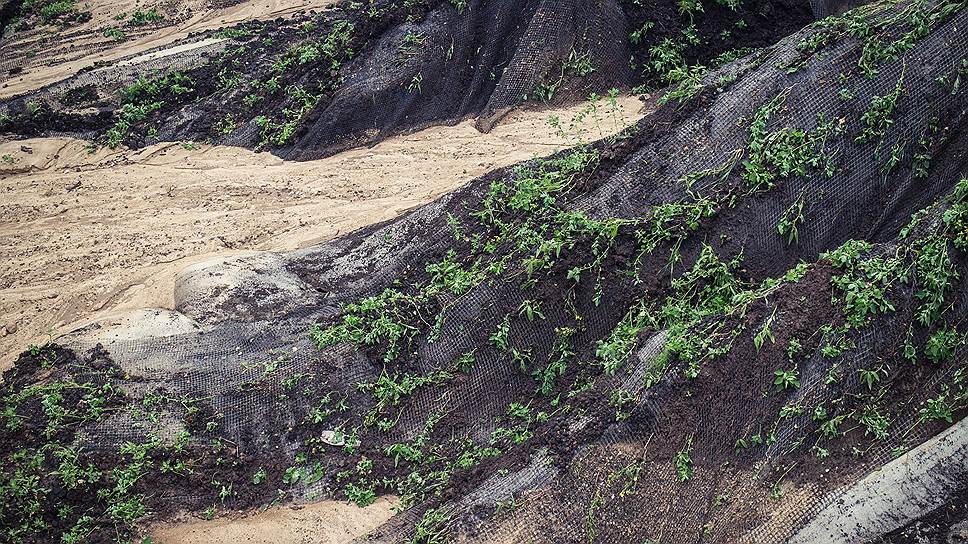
1, 0, 338, 99
0, 95, 644, 369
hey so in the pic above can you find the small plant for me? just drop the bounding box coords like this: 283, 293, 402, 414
215, 113, 237, 134
103, 28, 126, 41
310, 287, 422, 363
38, 0, 78, 23
678, 0, 704, 20
648, 39, 687, 82
128, 8, 163, 26
530, 48, 595, 102
339, 457, 378, 506
925, 328, 961, 363
856, 404, 890, 439
824, 239, 903, 329
494, 496, 519, 514
534, 328, 573, 396
919, 391, 954, 423
105, 71, 196, 148
658, 64, 707, 105
717, 0, 741, 10
563, 48, 595, 76
777, 195, 805, 244
673, 437, 694, 481
629, 21, 654, 45
517, 299, 545, 321
243, 93, 262, 107
407, 72, 423, 94
410, 507, 452, 544
858, 367, 883, 389
26, 101, 42, 118
489, 315, 511, 352
753, 309, 777, 352
742, 92, 843, 191
399, 31, 427, 58
255, 85, 321, 148
596, 301, 653, 374
455, 351, 476, 372
856, 72, 904, 145
297, 43, 320, 64
773, 367, 800, 390
787, 338, 803, 360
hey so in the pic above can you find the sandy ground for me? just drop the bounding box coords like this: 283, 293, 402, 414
0, 95, 644, 371
150, 497, 400, 543
0, 0, 337, 99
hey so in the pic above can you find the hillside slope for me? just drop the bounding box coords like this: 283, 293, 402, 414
2, 0, 968, 542
2, 0, 815, 159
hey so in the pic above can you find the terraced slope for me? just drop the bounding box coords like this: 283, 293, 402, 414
2, 0, 968, 542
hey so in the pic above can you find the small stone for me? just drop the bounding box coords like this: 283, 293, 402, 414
5, 322, 16, 334
319, 430, 345, 446
319, 430, 360, 448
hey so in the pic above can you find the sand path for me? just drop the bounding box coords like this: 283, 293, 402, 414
149, 496, 400, 543
0, 96, 644, 370
1, 0, 337, 99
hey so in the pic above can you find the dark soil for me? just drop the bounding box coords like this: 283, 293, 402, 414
0, 0, 815, 160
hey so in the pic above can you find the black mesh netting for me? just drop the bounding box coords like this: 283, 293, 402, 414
3, 0, 968, 542
0, 0, 817, 160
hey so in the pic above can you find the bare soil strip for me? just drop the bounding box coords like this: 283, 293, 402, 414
1, 0, 338, 99
149, 496, 400, 544
0, 96, 644, 370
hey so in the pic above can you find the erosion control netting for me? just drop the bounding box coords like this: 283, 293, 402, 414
0, 0, 817, 160
3, 0, 968, 542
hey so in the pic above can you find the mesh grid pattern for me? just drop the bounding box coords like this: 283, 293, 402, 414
55, 3, 968, 539
3, 0, 968, 541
